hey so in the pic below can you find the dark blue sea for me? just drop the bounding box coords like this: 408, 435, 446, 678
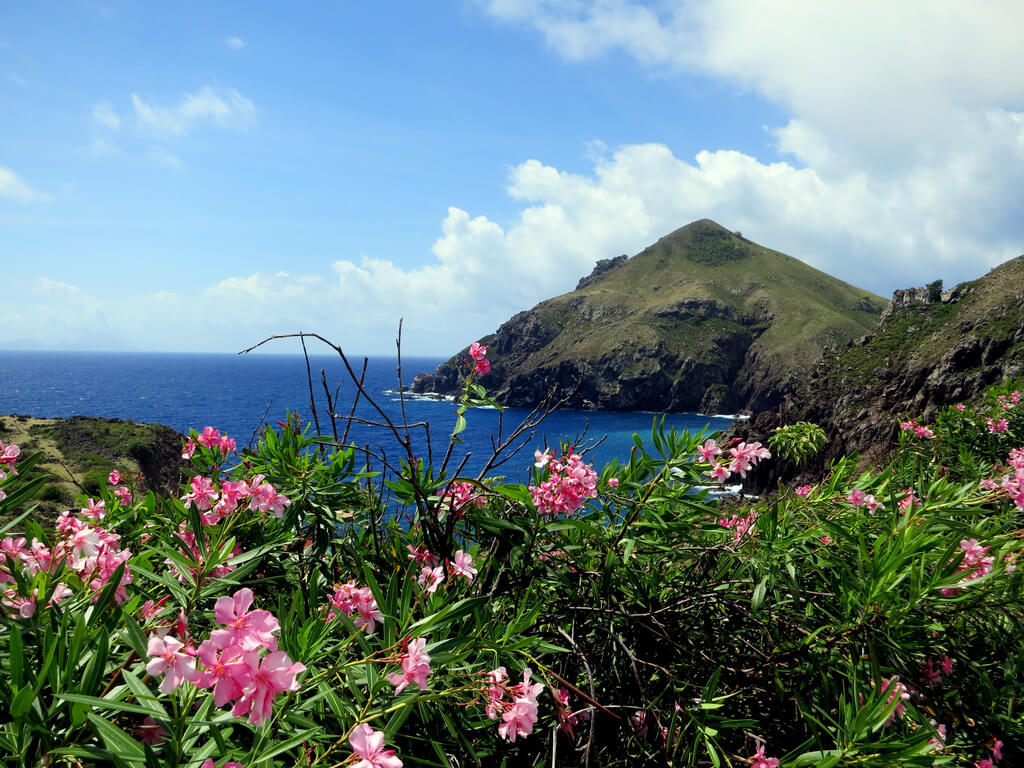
0, 351, 733, 481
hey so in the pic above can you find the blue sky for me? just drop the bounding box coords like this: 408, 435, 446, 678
3, 1, 1023, 355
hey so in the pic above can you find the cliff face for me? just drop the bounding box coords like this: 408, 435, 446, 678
735, 256, 1024, 490
413, 220, 886, 414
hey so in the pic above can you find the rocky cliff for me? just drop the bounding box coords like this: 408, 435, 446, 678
734, 256, 1024, 490
413, 220, 887, 414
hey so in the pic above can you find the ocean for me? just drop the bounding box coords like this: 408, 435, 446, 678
0, 350, 734, 481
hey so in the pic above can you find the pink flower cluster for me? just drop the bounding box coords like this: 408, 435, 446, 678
0, 438, 20, 501
900, 419, 934, 438
327, 581, 384, 634
2, 509, 132, 618
700, 439, 771, 483
879, 675, 911, 725
348, 723, 402, 768
406, 546, 476, 586
987, 417, 1009, 434
847, 488, 884, 514
468, 342, 490, 375
387, 637, 431, 695
940, 538, 995, 596
146, 588, 304, 726
182, 426, 237, 459
719, 511, 759, 541
898, 488, 921, 511
484, 667, 544, 742
529, 448, 598, 516
182, 473, 290, 523
920, 654, 954, 685
437, 481, 486, 519
749, 739, 779, 768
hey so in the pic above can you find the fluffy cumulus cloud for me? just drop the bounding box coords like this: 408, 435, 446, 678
474, 0, 1024, 279
0, 166, 50, 203
225, 36, 245, 50
132, 86, 257, 137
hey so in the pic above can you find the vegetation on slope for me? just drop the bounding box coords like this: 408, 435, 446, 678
414, 219, 886, 414
0, 415, 186, 526
2, 340, 1022, 767
740, 255, 1024, 488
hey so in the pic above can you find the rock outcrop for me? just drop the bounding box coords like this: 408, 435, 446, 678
413, 220, 887, 414
733, 256, 1024, 491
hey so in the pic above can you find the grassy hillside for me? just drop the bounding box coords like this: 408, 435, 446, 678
416, 219, 887, 414
0, 414, 185, 525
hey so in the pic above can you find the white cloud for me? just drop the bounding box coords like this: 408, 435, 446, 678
146, 146, 184, 170
0, 166, 51, 203
7, 73, 27, 87
132, 86, 256, 137
6, 135, 1022, 354
226, 36, 245, 50
92, 100, 121, 130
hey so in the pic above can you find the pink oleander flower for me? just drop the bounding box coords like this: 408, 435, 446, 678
386, 637, 431, 695
82, 498, 106, 522
727, 441, 772, 478
529, 448, 599, 516
193, 640, 251, 706
146, 634, 196, 694
108, 470, 121, 485
182, 475, 218, 511
820, 536, 832, 544
608, 477, 619, 487
955, 403, 966, 411
879, 676, 911, 725
468, 342, 487, 362
201, 761, 244, 768
697, 439, 721, 463
197, 426, 222, 448
940, 655, 954, 675
898, 488, 921, 511
990, 738, 1003, 760
750, 739, 780, 768
915, 424, 934, 438
0, 440, 20, 468
115, 486, 132, 505
247, 476, 290, 517
418, 565, 444, 594
182, 437, 196, 460
795, 484, 813, 497
485, 666, 508, 720
976, 759, 994, 768
218, 435, 236, 453
349, 723, 403, 768
709, 464, 731, 483
475, 357, 491, 375
2, 587, 37, 619
406, 545, 439, 568
139, 595, 170, 621
211, 588, 280, 652
451, 550, 477, 583
719, 512, 759, 542
135, 715, 167, 745
437, 481, 485, 519
497, 668, 544, 742
987, 417, 1009, 434
230, 649, 305, 726
927, 720, 947, 751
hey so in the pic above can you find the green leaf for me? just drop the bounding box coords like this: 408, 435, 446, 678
61, 693, 156, 717
87, 712, 146, 764
10, 685, 35, 718
752, 576, 768, 612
